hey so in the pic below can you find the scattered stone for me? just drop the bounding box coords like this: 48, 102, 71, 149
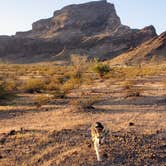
129, 122, 135, 126
0, 138, 6, 144
8, 130, 16, 136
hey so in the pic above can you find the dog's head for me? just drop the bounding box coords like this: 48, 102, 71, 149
94, 122, 105, 144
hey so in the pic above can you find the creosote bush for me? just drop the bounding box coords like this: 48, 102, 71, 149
34, 94, 52, 108
22, 78, 45, 93
0, 84, 16, 104
93, 63, 110, 78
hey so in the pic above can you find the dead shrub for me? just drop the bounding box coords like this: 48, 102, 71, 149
0, 84, 9, 99
125, 89, 141, 98
4, 80, 17, 91
34, 94, 52, 109
61, 78, 81, 94
69, 97, 100, 112
45, 82, 60, 91
22, 78, 45, 93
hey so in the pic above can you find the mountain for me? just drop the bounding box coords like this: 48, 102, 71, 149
110, 32, 166, 65
0, 0, 157, 63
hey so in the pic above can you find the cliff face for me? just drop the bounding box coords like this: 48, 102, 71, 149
16, 0, 121, 38
0, 0, 157, 63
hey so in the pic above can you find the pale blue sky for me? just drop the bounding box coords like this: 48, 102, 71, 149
0, 0, 165, 35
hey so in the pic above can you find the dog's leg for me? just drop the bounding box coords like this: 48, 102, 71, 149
94, 137, 101, 161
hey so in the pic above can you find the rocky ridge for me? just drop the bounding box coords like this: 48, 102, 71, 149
0, 0, 158, 63
110, 31, 166, 65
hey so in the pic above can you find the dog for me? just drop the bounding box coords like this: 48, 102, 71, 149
91, 122, 110, 161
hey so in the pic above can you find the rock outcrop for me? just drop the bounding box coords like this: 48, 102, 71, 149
110, 32, 166, 65
0, 0, 157, 63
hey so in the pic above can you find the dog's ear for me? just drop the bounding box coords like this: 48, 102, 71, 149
95, 122, 104, 130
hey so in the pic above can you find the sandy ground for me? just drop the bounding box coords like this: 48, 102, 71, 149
0, 74, 166, 165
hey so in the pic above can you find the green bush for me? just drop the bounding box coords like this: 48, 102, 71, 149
93, 63, 110, 78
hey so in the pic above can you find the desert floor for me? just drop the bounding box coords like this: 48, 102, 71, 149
0, 68, 166, 166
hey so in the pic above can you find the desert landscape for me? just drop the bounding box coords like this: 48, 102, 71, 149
0, 61, 165, 166
0, 0, 166, 166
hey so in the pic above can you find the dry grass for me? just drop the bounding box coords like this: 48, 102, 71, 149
69, 96, 101, 112
0, 62, 166, 165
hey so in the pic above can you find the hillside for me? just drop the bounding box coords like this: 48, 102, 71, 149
110, 31, 166, 65
0, 0, 157, 63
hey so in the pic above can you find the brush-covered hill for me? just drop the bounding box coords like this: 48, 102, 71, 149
110, 31, 166, 65
0, 0, 157, 63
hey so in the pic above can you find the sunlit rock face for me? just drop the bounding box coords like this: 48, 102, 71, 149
0, 0, 157, 63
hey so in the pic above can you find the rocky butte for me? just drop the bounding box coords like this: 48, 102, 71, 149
0, 0, 160, 63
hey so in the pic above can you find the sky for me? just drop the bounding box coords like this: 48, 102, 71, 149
0, 0, 165, 35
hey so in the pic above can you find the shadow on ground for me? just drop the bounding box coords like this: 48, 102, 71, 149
0, 125, 165, 166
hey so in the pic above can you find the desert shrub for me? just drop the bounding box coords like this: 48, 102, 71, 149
45, 82, 60, 91
70, 54, 88, 79
61, 78, 81, 93
0, 84, 9, 99
93, 63, 110, 78
70, 54, 88, 69
0, 79, 17, 102
54, 78, 82, 99
4, 80, 17, 91
45, 76, 81, 99
58, 75, 71, 84
69, 96, 101, 112
34, 94, 52, 108
22, 78, 45, 93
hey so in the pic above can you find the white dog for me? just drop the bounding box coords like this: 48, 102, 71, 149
91, 122, 110, 161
